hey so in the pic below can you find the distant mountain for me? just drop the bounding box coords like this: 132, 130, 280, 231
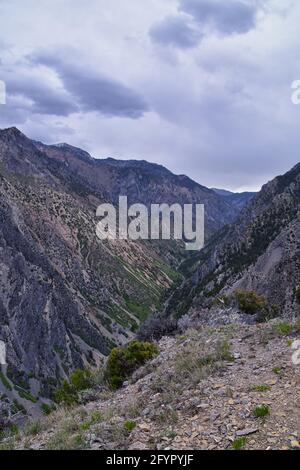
211, 188, 235, 197
212, 188, 256, 210
0, 127, 245, 413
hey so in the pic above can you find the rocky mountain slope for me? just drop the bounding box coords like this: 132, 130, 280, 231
7, 319, 300, 451
163, 163, 300, 323
0, 127, 243, 415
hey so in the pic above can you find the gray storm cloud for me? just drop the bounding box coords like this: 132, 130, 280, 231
30, 53, 149, 119
179, 0, 258, 35
0, 0, 299, 191
1, 46, 149, 123
149, 15, 202, 49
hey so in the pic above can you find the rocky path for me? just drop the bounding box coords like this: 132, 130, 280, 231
11, 321, 300, 451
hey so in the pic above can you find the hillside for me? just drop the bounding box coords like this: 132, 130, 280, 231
161, 163, 300, 324
5, 319, 300, 451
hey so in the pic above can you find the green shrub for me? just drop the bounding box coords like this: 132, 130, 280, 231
232, 437, 247, 450
54, 369, 92, 406
105, 340, 158, 389
296, 288, 300, 305
253, 405, 269, 418
274, 322, 292, 335
70, 369, 92, 391
54, 380, 78, 406
124, 421, 136, 432
234, 289, 267, 314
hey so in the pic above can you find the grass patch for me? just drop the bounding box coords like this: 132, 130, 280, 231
15, 386, 38, 403
253, 405, 270, 418
0, 372, 12, 391
232, 437, 247, 450
90, 410, 103, 424
0, 439, 15, 451
12, 400, 26, 414
273, 322, 292, 335
124, 421, 136, 432
250, 384, 271, 392
46, 418, 86, 450
173, 339, 234, 386
125, 298, 151, 322
154, 261, 183, 283
25, 420, 42, 437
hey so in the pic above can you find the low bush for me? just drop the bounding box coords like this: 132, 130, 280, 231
105, 340, 158, 389
234, 289, 267, 314
54, 380, 78, 406
70, 369, 92, 391
54, 369, 92, 406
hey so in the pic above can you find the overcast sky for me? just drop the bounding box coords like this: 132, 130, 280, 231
0, 0, 300, 191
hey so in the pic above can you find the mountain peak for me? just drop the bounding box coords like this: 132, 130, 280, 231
0, 126, 25, 138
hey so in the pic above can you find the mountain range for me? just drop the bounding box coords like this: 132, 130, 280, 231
0, 127, 250, 414
0, 126, 299, 425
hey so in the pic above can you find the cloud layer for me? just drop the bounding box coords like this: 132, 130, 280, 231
30, 52, 149, 118
0, 0, 299, 191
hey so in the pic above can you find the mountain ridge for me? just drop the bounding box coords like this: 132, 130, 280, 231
0, 126, 248, 419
